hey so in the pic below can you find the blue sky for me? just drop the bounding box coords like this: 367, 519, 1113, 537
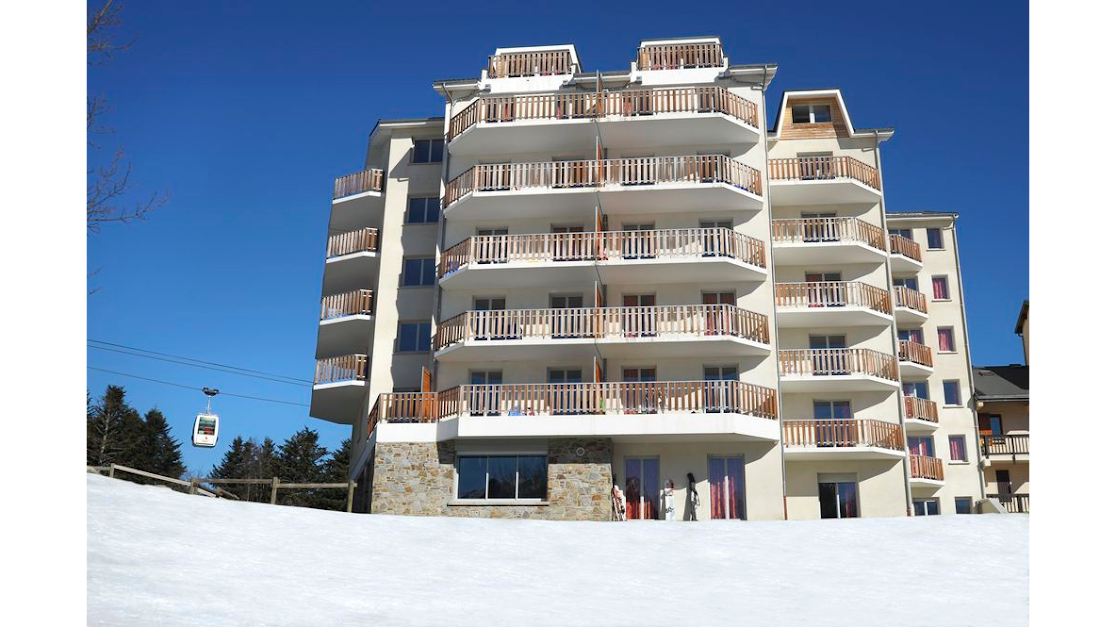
87, 0, 1028, 472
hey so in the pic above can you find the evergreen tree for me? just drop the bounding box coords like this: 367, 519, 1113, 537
86, 385, 144, 467
318, 438, 352, 511
276, 428, 327, 508
138, 409, 187, 479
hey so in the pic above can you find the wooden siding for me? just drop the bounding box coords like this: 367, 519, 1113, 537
780, 96, 850, 139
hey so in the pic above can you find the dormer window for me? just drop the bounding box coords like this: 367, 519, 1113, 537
792, 103, 832, 124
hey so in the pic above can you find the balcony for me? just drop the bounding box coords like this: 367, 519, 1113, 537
892, 286, 929, 324
768, 156, 882, 206
637, 42, 724, 71
442, 155, 763, 220
316, 290, 374, 359
987, 493, 1029, 514
898, 340, 934, 379
487, 50, 574, 78
439, 228, 766, 289
778, 348, 900, 392
330, 169, 384, 232
774, 281, 893, 327
902, 396, 939, 431
322, 227, 378, 295
888, 233, 923, 273
310, 355, 368, 424
434, 304, 770, 362
770, 217, 888, 266
370, 380, 779, 443
909, 454, 945, 487
981, 434, 1029, 462
447, 87, 759, 155
782, 419, 905, 460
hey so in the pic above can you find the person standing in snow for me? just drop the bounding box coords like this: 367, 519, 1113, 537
612, 483, 626, 521
685, 472, 699, 521
662, 479, 675, 521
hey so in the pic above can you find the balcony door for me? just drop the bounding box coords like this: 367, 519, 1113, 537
708, 456, 745, 520
978, 413, 1004, 436
798, 152, 834, 180
468, 370, 503, 416
703, 365, 738, 412
809, 334, 848, 375
898, 328, 924, 345
903, 381, 929, 399
624, 457, 660, 520
622, 294, 656, 337
818, 473, 859, 519
622, 367, 657, 413
476, 227, 509, 263
551, 224, 585, 261
622, 223, 656, 259
699, 219, 732, 257
472, 297, 507, 340
701, 291, 735, 335
995, 469, 1012, 496
550, 294, 585, 339
907, 436, 934, 457
893, 276, 918, 291
802, 212, 838, 242
813, 400, 852, 447
889, 228, 913, 239
547, 368, 583, 415
805, 271, 842, 307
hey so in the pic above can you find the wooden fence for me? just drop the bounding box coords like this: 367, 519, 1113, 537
767, 156, 881, 190
782, 419, 904, 450
770, 217, 887, 251
332, 169, 383, 199
774, 281, 891, 313
778, 348, 899, 380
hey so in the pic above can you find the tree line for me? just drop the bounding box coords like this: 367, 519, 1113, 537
86, 384, 352, 511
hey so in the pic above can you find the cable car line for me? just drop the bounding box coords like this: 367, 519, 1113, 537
85, 339, 314, 383
87, 366, 310, 407
87, 344, 311, 387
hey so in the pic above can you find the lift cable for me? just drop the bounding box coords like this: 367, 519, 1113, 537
86, 339, 312, 385
87, 366, 310, 408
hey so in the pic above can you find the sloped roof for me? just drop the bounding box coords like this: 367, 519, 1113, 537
973, 365, 1029, 401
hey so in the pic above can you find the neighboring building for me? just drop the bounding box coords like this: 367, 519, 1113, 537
1015, 299, 1029, 364
312, 37, 985, 520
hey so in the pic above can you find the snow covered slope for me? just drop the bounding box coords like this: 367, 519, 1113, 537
87, 474, 1028, 626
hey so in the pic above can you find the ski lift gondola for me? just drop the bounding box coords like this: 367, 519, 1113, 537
192, 387, 220, 448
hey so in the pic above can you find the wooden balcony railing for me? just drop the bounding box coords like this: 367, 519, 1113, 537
435, 304, 768, 351
448, 86, 758, 141
326, 227, 378, 258
637, 42, 724, 70
332, 169, 384, 199
898, 340, 933, 368
981, 434, 1029, 456
892, 286, 928, 314
782, 419, 904, 451
903, 396, 939, 424
439, 228, 765, 278
443, 155, 762, 208
314, 355, 368, 384
987, 493, 1029, 513
778, 348, 899, 381
888, 233, 922, 262
370, 379, 778, 432
774, 281, 891, 314
909, 454, 944, 481
770, 217, 887, 252
487, 50, 573, 78
320, 289, 374, 321
768, 156, 881, 190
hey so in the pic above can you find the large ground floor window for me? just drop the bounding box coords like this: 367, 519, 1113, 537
456, 455, 547, 500
818, 474, 859, 519
913, 498, 940, 516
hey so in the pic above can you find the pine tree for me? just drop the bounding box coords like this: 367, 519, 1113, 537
86, 385, 144, 467
318, 438, 352, 511
276, 428, 327, 508
137, 409, 187, 479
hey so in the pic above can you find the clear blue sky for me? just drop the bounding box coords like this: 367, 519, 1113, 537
87, 0, 1029, 473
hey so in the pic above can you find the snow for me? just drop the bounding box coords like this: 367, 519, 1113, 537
87, 474, 1028, 626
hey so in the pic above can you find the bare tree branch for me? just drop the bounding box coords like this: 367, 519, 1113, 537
87, 0, 136, 65
87, 147, 169, 233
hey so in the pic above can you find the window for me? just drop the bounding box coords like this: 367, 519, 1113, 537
978, 414, 1003, 435
412, 138, 444, 164
937, 327, 956, 352
903, 381, 929, 399
402, 258, 436, 286
889, 228, 913, 239
913, 499, 940, 516
943, 380, 961, 406
948, 435, 968, 462
926, 227, 944, 250
907, 436, 934, 457
818, 474, 858, 519
893, 276, 918, 290
625, 458, 661, 520
813, 400, 852, 420
955, 497, 973, 514
898, 329, 924, 344
932, 276, 950, 300
396, 321, 431, 353
791, 103, 832, 124
406, 197, 440, 224
456, 455, 547, 500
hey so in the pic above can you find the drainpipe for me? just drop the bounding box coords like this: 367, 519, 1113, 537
432, 84, 461, 390
949, 217, 988, 503
754, 65, 791, 520
875, 130, 915, 517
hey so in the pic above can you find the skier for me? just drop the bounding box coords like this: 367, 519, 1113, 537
662, 479, 676, 521
612, 483, 627, 521
685, 472, 699, 521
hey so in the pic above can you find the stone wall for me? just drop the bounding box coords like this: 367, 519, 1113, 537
370, 438, 613, 521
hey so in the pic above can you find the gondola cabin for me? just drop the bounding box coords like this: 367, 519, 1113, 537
192, 413, 219, 448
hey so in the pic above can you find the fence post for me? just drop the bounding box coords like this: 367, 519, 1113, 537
189, 478, 198, 496
270, 477, 280, 505
346, 481, 356, 513
108, 464, 116, 478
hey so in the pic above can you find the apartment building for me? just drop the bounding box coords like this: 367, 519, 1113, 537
311, 37, 984, 520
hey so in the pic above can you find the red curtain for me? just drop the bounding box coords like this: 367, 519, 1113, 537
938, 328, 954, 351
932, 277, 949, 300
950, 437, 966, 461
